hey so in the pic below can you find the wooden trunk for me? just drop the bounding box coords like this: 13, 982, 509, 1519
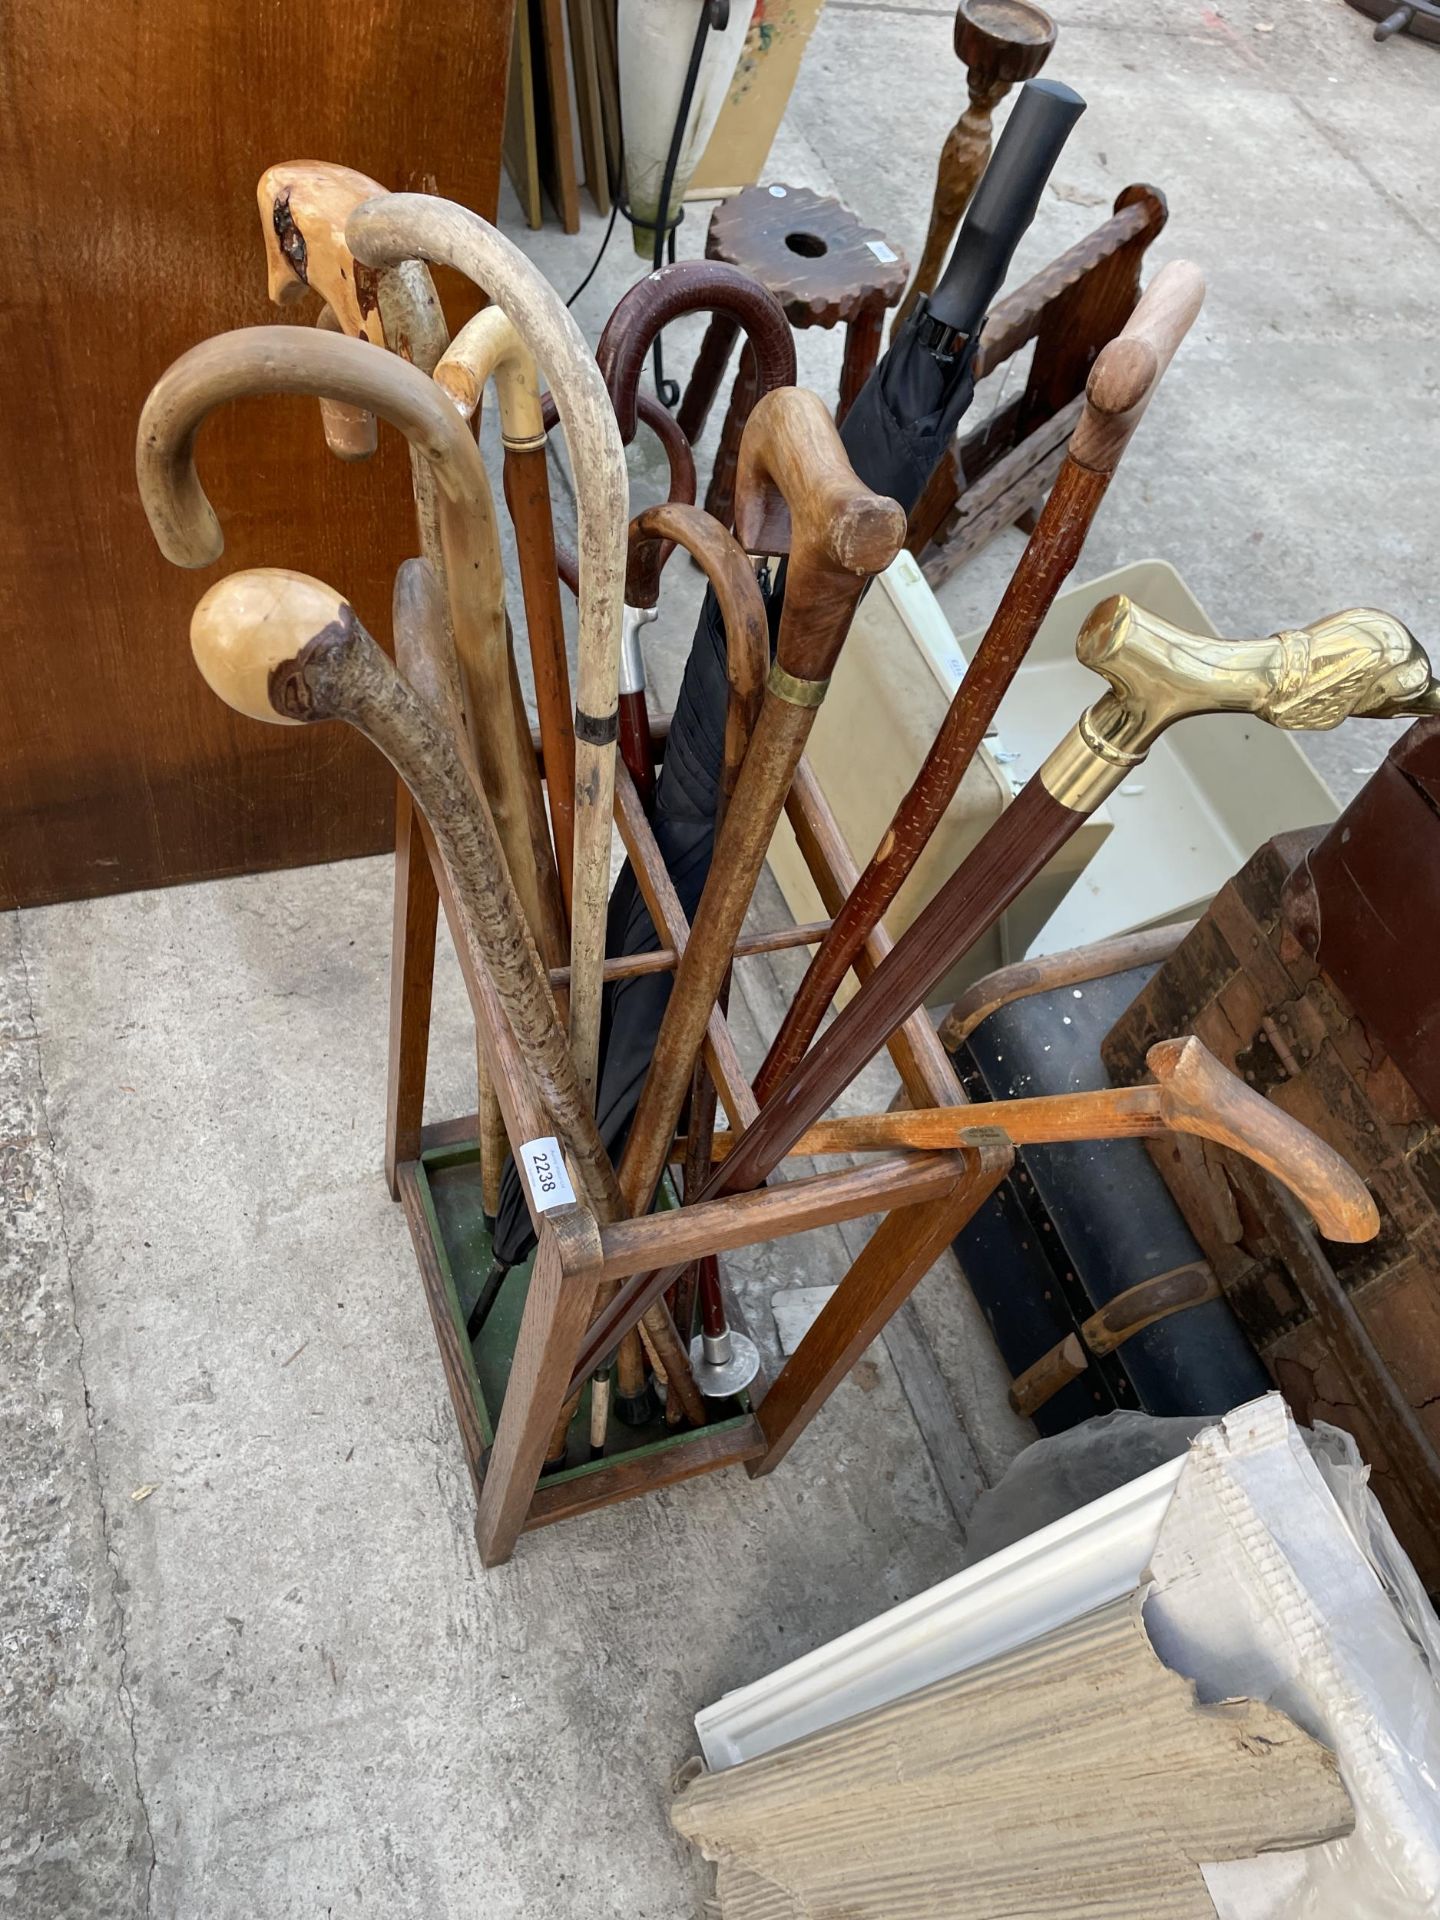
0, 0, 513, 909
1102, 732, 1440, 1589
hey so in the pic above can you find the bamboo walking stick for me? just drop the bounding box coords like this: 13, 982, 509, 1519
572, 593, 1437, 1385
346, 191, 630, 1114
614, 391, 906, 1231
434, 310, 579, 912
756, 259, 1207, 1100
185, 567, 706, 1435
258, 162, 528, 1209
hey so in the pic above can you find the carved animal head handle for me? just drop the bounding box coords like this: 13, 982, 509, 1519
1147, 1036, 1379, 1243
595, 260, 796, 443
542, 388, 697, 602
733, 387, 906, 681
1067, 259, 1205, 474
1040, 593, 1439, 813
136, 327, 488, 568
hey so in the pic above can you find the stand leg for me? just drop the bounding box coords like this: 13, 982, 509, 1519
385, 783, 438, 1198
677, 312, 742, 444
836, 301, 885, 425
474, 1206, 606, 1568
702, 342, 760, 530
750, 1136, 1012, 1478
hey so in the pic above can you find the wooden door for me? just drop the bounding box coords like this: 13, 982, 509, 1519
0, 0, 515, 908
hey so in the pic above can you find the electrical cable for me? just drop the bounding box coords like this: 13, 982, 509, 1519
650, 0, 729, 405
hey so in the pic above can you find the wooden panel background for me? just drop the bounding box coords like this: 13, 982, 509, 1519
0, 0, 516, 908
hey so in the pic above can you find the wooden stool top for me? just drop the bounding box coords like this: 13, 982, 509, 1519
704, 184, 909, 330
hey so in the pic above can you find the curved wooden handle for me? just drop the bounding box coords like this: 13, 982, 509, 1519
626, 504, 767, 759
314, 304, 379, 460
1148, 1036, 1379, 1243
136, 326, 486, 567
435, 307, 544, 444
733, 387, 905, 577
596, 260, 796, 440
1068, 259, 1205, 474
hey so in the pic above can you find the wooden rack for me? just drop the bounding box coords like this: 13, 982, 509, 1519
383, 731, 1011, 1566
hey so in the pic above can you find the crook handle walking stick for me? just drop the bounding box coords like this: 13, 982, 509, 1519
573, 593, 1436, 1386
187, 568, 707, 1431
347, 191, 629, 1115
704, 1036, 1379, 1245
615, 390, 905, 1224
756, 258, 1207, 1100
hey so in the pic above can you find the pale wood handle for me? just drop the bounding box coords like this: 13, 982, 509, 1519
1149, 1036, 1378, 1243
1068, 260, 1205, 474
313, 305, 379, 461
435, 307, 546, 445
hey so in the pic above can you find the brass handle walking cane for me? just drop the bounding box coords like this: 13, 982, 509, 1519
185, 567, 707, 1439
346, 191, 631, 1117
572, 593, 1437, 1386
756, 258, 1207, 1100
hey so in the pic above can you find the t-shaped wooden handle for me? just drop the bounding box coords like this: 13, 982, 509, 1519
1067, 259, 1205, 473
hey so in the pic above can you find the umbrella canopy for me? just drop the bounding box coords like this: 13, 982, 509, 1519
493, 77, 1085, 1265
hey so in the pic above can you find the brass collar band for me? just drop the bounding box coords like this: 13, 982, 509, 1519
767, 663, 830, 708
501, 428, 548, 454
1037, 721, 1131, 814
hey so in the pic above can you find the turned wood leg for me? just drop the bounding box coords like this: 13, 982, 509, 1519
702, 341, 761, 530
385, 782, 439, 1198
677, 311, 743, 444
473, 1206, 606, 1567
837, 300, 886, 424
749, 1135, 1012, 1477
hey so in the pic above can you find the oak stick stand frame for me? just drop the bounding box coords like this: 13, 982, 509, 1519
384, 727, 1012, 1566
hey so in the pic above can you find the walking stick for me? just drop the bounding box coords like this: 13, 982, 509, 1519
259, 160, 530, 1204
699, 1034, 1380, 1245
346, 191, 629, 1114
185, 567, 708, 1441
627, 501, 771, 1400
614, 390, 905, 1233
571, 593, 1438, 1384
434, 310, 578, 911
546, 388, 700, 810
755, 259, 1206, 1100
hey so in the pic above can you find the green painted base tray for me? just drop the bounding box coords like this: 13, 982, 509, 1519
403, 1132, 760, 1503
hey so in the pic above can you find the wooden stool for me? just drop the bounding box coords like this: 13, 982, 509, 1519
676, 184, 908, 525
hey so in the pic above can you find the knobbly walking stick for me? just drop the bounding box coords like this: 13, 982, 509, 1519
184, 567, 707, 1439
257, 160, 531, 1208
347, 191, 630, 1114
572, 593, 1438, 1384
614, 390, 905, 1245
701, 1035, 1379, 1244
756, 259, 1206, 1100
434, 310, 579, 911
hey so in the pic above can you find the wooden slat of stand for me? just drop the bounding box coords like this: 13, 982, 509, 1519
387, 718, 1011, 1565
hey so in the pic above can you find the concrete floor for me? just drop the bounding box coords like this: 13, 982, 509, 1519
3, 0, 1435, 1913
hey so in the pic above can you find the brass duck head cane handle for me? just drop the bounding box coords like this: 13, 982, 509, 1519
1040, 592, 1439, 812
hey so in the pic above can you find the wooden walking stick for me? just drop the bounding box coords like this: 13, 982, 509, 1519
572, 593, 1438, 1384
136, 327, 565, 971
701, 1036, 1380, 1245
185, 567, 707, 1437
614, 390, 905, 1236
434, 309, 579, 911
756, 259, 1207, 1101
258, 160, 532, 1211
347, 190, 630, 1113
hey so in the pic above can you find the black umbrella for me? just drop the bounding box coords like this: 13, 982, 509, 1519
490, 77, 1086, 1271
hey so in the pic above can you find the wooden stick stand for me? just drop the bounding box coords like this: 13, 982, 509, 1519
384, 736, 1012, 1566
